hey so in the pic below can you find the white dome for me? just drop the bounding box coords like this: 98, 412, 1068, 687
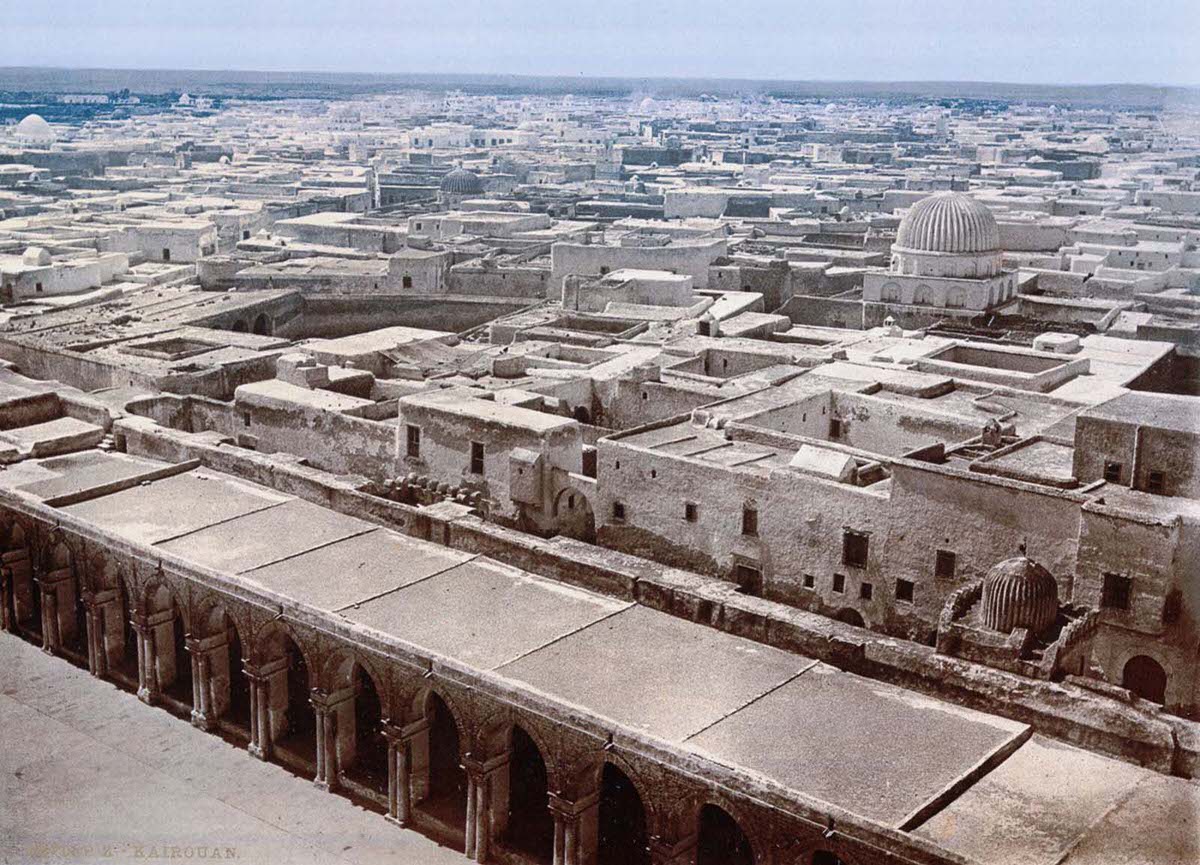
895, 193, 1000, 255
13, 114, 55, 143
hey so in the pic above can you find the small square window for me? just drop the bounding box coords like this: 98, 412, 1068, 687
842, 530, 869, 568
242, 229, 251, 240
829, 418, 842, 439
741, 506, 758, 537
684, 502, 698, 523
935, 549, 956, 579
1146, 470, 1165, 494
612, 501, 626, 522
832, 573, 846, 594
803, 573, 815, 589
406, 424, 421, 459
242, 411, 251, 427
896, 578, 914, 603
1103, 461, 1122, 483
860, 581, 873, 601
470, 441, 485, 475
1101, 573, 1132, 610
402, 275, 413, 289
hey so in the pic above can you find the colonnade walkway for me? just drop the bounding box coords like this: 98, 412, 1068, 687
0, 630, 466, 865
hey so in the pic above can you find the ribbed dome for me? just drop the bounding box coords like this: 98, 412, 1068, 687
895, 193, 999, 254
440, 167, 483, 194
13, 113, 54, 142
980, 555, 1059, 635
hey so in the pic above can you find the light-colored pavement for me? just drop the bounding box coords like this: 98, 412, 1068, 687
0, 633, 466, 865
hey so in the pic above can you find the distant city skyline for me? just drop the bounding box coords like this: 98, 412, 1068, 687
2, 0, 1197, 87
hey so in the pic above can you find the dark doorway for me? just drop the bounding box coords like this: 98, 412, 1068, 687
348, 666, 388, 794
598, 763, 649, 865
226, 625, 251, 732
1123, 655, 1168, 704
275, 638, 314, 765
252, 313, 272, 336
696, 804, 753, 865
813, 852, 847, 865
425, 692, 467, 831
163, 615, 193, 708
834, 608, 866, 628
505, 726, 553, 863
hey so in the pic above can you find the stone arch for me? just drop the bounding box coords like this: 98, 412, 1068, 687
477, 713, 559, 863
141, 579, 192, 707
252, 313, 272, 336
1123, 654, 1168, 705
231, 318, 249, 333
4, 520, 39, 641
415, 685, 470, 833
879, 281, 901, 303
191, 599, 251, 734
695, 801, 755, 865
553, 486, 596, 543
594, 757, 652, 865
251, 621, 316, 767
321, 648, 391, 795
833, 608, 866, 629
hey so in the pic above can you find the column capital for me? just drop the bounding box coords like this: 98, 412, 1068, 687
461, 750, 510, 779
649, 833, 697, 865
381, 716, 429, 743
548, 789, 600, 819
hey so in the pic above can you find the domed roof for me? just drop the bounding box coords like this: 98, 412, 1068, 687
895, 192, 999, 255
980, 554, 1059, 635
13, 113, 54, 142
440, 167, 483, 195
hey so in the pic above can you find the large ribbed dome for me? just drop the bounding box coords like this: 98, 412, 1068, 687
895, 193, 999, 254
440, 167, 483, 195
980, 555, 1059, 635
13, 113, 54, 143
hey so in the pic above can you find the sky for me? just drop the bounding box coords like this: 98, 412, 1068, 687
2, 0, 1196, 86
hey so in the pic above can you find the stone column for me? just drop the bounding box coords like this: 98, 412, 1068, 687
39, 580, 59, 655
132, 615, 158, 705
549, 790, 600, 865
82, 592, 108, 678
383, 718, 428, 828
245, 664, 270, 760
312, 689, 351, 792
186, 637, 217, 730
462, 751, 511, 862
0, 561, 12, 633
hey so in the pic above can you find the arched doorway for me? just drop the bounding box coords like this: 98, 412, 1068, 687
504, 725, 554, 863
261, 630, 315, 769
834, 608, 865, 628
1123, 655, 1168, 705
114, 580, 139, 688
225, 621, 251, 735
344, 664, 388, 796
696, 804, 753, 865
252, 313, 272, 336
146, 585, 191, 711
598, 763, 649, 865
421, 692, 467, 836
231, 319, 249, 333
554, 488, 596, 543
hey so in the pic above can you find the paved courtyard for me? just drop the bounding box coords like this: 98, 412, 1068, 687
0, 633, 466, 865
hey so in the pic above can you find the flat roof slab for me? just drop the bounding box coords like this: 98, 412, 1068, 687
12, 451, 167, 501
499, 605, 813, 741
0, 417, 105, 457
244, 528, 475, 611
687, 663, 1027, 825
914, 735, 1147, 865
61, 471, 290, 545
343, 559, 629, 670
156, 498, 373, 573
1060, 773, 1200, 865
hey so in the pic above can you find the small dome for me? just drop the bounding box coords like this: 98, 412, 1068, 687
895, 192, 999, 254
980, 555, 1059, 635
440, 167, 483, 195
13, 113, 55, 143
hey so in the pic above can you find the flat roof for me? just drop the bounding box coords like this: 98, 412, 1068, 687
1082, 390, 1200, 435
2, 452, 1185, 859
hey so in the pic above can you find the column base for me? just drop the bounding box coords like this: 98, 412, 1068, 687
190, 710, 214, 731
384, 814, 409, 830
137, 688, 156, 705
248, 743, 269, 761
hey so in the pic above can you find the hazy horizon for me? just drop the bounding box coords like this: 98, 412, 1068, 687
2, 0, 1196, 87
